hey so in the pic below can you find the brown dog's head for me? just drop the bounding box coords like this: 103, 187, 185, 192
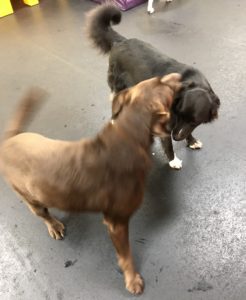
111, 73, 182, 138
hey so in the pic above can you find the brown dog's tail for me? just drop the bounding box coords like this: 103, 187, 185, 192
3, 87, 48, 141
85, 4, 126, 54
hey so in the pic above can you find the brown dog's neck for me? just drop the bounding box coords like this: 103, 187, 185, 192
87, 104, 153, 172
111, 103, 153, 150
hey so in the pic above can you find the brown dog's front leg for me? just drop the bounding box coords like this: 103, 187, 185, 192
103, 216, 144, 295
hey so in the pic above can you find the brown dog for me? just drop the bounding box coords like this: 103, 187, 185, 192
0, 74, 181, 295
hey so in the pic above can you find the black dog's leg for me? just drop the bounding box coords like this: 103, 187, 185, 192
160, 136, 182, 169
186, 134, 203, 149
161, 136, 174, 161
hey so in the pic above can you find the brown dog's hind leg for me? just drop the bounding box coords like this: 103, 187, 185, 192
26, 202, 65, 240
103, 216, 144, 295
12, 185, 65, 240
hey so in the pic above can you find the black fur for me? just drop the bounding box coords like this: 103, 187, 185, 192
86, 4, 125, 54
86, 5, 220, 164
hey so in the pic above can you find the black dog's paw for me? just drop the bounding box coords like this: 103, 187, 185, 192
188, 140, 203, 150
169, 155, 182, 169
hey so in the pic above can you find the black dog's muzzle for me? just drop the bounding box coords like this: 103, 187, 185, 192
172, 123, 196, 141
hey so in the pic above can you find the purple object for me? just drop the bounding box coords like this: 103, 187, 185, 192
92, 0, 147, 11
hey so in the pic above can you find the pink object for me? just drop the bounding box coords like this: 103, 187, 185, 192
92, 0, 147, 11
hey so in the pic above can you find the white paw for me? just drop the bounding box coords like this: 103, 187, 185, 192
166, 0, 173, 2
169, 155, 182, 170
189, 140, 203, 150
147, 8, 155, 14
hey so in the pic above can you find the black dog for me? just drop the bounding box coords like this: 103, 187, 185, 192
86, 5, 220, 169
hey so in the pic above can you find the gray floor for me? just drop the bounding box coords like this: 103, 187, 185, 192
0, 0, 245, 299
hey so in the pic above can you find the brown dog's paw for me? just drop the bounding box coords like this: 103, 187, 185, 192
47, 220, 65, 240
126, 273, 144, 295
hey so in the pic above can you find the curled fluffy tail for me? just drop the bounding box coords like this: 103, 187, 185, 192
3, 87, 48, 141
85, 4, 125, 54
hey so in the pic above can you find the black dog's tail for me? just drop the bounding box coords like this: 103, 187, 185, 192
2, 87, 48, 141
85, 4, 126, 54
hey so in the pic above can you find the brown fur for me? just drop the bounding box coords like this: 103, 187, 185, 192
0, 74, 181, 295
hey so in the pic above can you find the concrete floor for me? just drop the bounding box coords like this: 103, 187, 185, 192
0, 0, 245, 299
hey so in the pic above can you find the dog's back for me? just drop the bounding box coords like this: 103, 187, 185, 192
108, 38, 189, 91
86, 5, 208, 91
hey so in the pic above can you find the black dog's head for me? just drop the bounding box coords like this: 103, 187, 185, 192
171, 86, 220, 141
171, 87, 220, 141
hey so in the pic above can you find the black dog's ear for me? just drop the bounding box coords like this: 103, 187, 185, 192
180, 80, 196, 91
181, 69, 196, 89
111, 89, 130, 119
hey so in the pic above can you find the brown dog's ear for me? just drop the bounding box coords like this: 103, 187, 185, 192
111, 89, 130, 119
160, 73, 182, 92
152, 111, 170, 137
